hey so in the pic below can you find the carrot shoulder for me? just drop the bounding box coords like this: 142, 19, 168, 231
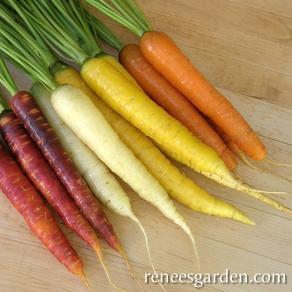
9, 91, 121, 253
0, 143, 83, 276
119, 44, 237, 170
139, 31, 266, 161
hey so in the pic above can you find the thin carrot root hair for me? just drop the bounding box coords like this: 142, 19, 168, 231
180, 223, 200, 273
265, 158, 292, 167
115, 241, 144, 291
240, 152, 292, 170
93, 245, 126, 291
245, 190, 292, 215
233, 151, 287, 195
130, 214, 168, 292
237, 150, 261, 171
202, 171, 292, 215
80, 272, 92, 292
251, 189, 287, 195
190, 232, 201, 273
239, 151, 292, 185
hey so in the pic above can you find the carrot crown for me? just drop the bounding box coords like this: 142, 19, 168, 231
12, 0, 103, 66
86, 0, 151, 37
0, 2, 57, 91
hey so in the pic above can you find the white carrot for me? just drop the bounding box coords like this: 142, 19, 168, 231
51, 84, 199, 269
31, 82, 165, 278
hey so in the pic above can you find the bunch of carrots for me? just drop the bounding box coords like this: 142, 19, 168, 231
0, 0, 290, 290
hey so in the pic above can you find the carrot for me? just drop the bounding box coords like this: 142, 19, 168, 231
16, 0, 291, 216
54, 66, 253, 225
31, 82, 157, 284
0, 142, 84, 277
87, 0, 266, 161
139, 31, 266, 161
119, 44, 237, 170
10, 92, 122, 255
51, 84, 200, 267
0, 53, 122, 288
0, 110, 103, 256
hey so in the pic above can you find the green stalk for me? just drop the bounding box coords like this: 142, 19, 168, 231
2, 0, 123, 87
86, 0, 151, 37
85, 8, 123, 51
0, 56, 18, 96
0, 2, 55, 69
18, 0, 102, 65
21, 0, 89, 65
0, 6, 57, 91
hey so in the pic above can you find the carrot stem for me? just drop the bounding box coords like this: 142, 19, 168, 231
86, 0, 150, 36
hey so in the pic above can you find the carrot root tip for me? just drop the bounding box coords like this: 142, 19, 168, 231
233, 211, 256, 226
265, 158, 292, 167
93, 244, 126, 292
80, 272, 92, 292
116, 243, 144, 291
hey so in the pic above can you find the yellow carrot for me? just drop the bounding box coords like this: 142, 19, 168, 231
55, 67, 254, 225
81, 56, 292, 215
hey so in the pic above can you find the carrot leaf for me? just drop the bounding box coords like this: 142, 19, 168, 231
0, 56, 17, 96
85, 8, 123, 51
86, 0, 151, 37
17, 0, 102, 66
1, 1, 56, 69
0, 10, 56, 91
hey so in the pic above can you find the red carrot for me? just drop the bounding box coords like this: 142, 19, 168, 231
0, 110, 102, 254
0, 142, 83, 276
119, 44, 237, 170
10, 91, 122, 254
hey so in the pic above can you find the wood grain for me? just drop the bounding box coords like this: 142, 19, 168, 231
0, 0, 291, 291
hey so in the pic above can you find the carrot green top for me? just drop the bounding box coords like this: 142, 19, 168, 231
0, 56, 14, 113
85, 9, 123, 51
6, 0, 103, 67
0, 2, 57, 91
0, 0, 124, 84
0, 56, 18, 97
86, 0, 151, 37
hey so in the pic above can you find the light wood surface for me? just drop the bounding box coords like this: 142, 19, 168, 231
1, 1, 292, 291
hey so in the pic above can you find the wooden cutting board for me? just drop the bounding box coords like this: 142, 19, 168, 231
1, 1, 292, 291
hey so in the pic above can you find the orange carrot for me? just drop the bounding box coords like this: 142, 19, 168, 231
0, 142, 84, 277
119, 44, 237, 170
139, 31, 266, 161
86, 0, 266, 161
